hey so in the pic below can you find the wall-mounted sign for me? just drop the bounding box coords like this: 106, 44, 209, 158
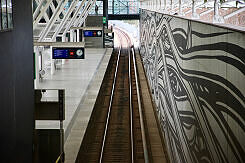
52, 47, 85, 59
0, 0, 13, 31
83, 30, 102, 37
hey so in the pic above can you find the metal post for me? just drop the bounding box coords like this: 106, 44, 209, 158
213, 0, 224, 23
33, 0, 46, 21
171, 0, 174, 13
103, 0, 108, 27
158, 0, 161, 11
163, 0, 166, 11
70, 30, 74, 42
60, 121, 64, 162
75, 0, 94, 27
112, 0, 114, 14
34, 46, 40, 87
52, 0, 80, 41
39, 0, 69, 42
192, 0, 200, 19
62, 0, 89, 38
77, 29, 80, 42
33, 0, 53, 29
74, 31, 76, 43
179, 0, 183, 15
50, 46, 55, 75
82, 24, 85, 42
62, 34, 66, 42
103, 0, 108, 48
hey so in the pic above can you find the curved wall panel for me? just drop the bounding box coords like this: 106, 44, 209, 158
140, 9, 245, 163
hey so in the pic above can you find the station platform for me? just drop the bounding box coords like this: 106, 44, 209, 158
35, 48, 113, 144
64, 48, 113, 162
2, 0, 245, 162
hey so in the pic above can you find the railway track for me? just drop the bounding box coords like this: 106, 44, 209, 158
76, 28, 148, 163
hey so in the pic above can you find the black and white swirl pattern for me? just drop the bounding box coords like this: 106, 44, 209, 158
140, 9, 245, 163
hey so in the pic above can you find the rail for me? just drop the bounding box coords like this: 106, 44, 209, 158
119, 27, 149, 163
98, 26, 149, 162
99, 30, 122, 163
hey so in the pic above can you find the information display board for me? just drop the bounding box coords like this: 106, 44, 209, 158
83, 30, 102, 37
52, 47, 84, 59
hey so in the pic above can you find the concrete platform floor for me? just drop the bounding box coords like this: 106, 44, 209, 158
35, 48, 113, 143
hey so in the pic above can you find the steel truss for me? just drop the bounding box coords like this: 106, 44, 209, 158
140, 0, 245, 24
109, 0, 139, 14
33, 0, 96, 42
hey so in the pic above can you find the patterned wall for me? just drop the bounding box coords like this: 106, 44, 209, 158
140, 9, 245, 163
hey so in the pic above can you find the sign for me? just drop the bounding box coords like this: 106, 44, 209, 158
103, 17, 106, 24
52, 47, 84, 59
83, 30, 102, 37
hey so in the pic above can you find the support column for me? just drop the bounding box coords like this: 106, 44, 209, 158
62, 34, 66, 65
192, 0, 200, 19
163, 0, 166, 12
82, 23, 85, 42
213, 0, 224, 23
77, 29, 80, 42
158, 0, 161, 11
103, 0, 108, 27
112, 0, 114, 14
50, 46, 55, 75
103, 0, 108, 48
179, 0, 183, 15
70, 30, 74, 42
170, 0, 174, 14
74, 31, 77, 42
34, 46, 40, 87
62, 34, 66, 42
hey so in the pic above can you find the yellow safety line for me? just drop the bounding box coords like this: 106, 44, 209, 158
55, 155, 61, 163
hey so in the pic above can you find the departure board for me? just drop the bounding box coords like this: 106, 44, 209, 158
83, 30, 102, 37
52, 47, 85, 59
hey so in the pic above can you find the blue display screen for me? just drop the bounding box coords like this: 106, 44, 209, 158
84, 31, 93, 37
53, 47, 84, 59
83, 30, 102, 37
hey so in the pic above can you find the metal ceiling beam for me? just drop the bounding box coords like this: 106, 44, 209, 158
39, 0, 69, 41
200, 8, 214, 16
51, 0, 81, 41
224, 6, 245, 19
33, 0, 53, 29
43, 12, 51, 23
108, 14, 140, 20
80, 0, 96, 26
33, 0, 46, 21
50, 1, 57, 13
76, 0, 96, 27
73, 0, 93, 27
62, 0, 90, 38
